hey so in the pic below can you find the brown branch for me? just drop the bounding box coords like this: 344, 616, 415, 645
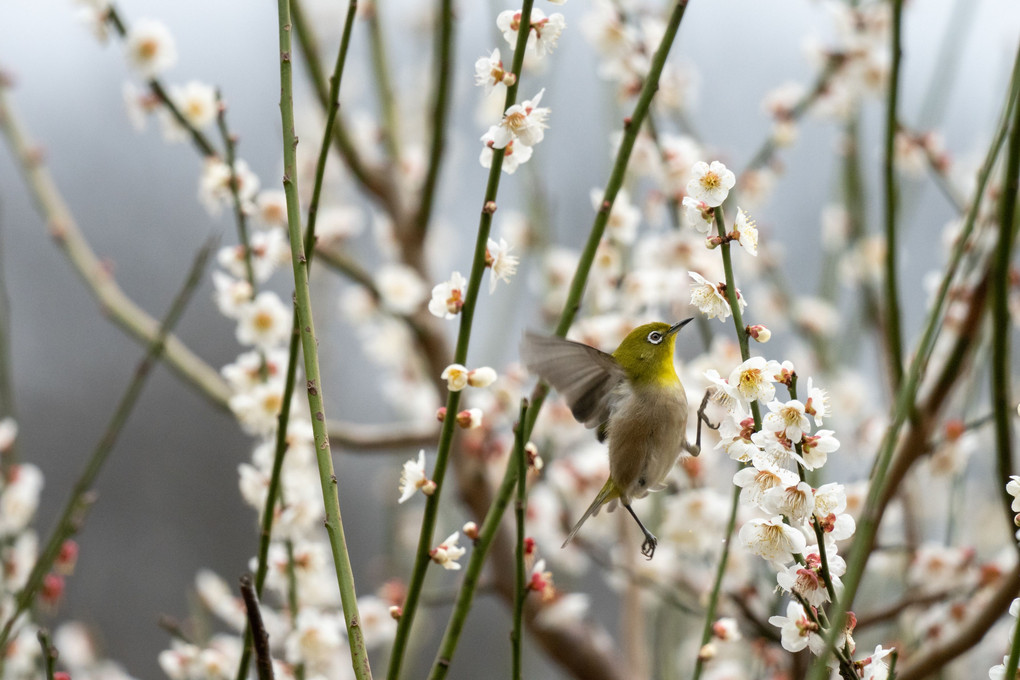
239, 575, 275, 680
896, 563, 1020, 680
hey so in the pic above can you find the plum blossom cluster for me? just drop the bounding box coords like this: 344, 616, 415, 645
477, 7, 563, 174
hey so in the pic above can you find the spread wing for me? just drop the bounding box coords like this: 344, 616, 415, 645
520, 332, 626, 434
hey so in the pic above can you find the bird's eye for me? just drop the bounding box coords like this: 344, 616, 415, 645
647, 331, 663, 344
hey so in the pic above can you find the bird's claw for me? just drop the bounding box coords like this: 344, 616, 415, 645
640, 532, 657, 560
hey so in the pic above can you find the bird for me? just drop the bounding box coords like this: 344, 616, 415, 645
521, 319, 711, 559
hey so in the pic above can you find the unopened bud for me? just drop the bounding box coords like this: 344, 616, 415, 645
56, 540, 79, 576
468, 367, 497, 388
41, 573, 65, 605
747, 324, 771, 343
456, 408, 483, 429
436, 407, 447, 422
502, 72, 517, 87
463, 521, 480, 540
705, 235, 724, 250
421, 480, 437, 496
525, 442, 543, 471
524, 536, 536, 556
1014, 512, 1020, 528
944, 419, 965, 441
389, 605, 403, 620
712, 617, 741, 641
697, 642, 716, 661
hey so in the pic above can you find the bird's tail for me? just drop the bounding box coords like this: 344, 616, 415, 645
562, 479, 619, 549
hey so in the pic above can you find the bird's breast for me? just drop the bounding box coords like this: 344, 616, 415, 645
605, 383, 689, 502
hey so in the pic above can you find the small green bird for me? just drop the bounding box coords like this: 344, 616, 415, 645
522, 319, 708, 559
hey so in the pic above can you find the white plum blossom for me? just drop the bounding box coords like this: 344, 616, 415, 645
479, 133, 534, 174
733, 463, 798, 510
763, 399, 810, 443
497, 8, 566, 58
376, 263, 428, 316
398, 450, 435, 503
799, 430, 840, 470
591, 188, 641, 245
254, 190, 288, 229
768, 601, 823, 653
488, 89, 550, 149
682, 196, 714, 234
236, 291, 292, 350
762, 481, 815, 522
211, 271, 253, 318
687, 160, 736, 208
442, 364, 470, 391
804, 377, 831, 425
429, 271, 467, 319
738, 516, 806, 566
198, 158, 260, 217
125, 18, 177, 78
430, 531, 467, 570
1006, 475, 1020, 512
315, 205, 364, 243
475, 48, 514, 94
161, 80, 217, 142
729, 357, 782, 411
228, 379, 286, 436
689, 271, 740, 321
486, 238, 519, 292
0, 464, 43, 536
733, 208, 759, 255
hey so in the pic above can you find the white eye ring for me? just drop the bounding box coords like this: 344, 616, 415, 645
647, 331, 663, 344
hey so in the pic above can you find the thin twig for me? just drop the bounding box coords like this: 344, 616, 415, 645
511, 400, 529, 680
105, 5, 219, 158
240, 575, 275, 680
881, 0, 905, 390
37, 629, 56, 680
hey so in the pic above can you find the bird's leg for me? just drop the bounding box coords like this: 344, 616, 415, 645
624, 503, 657, 560
694, 389, 720, 453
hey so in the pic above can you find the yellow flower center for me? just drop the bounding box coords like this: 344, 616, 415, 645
700, 171, 721, 190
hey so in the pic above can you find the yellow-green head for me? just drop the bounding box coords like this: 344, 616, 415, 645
612, 319, 693, 387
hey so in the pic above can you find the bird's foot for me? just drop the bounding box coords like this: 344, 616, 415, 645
640, 531, 657, 560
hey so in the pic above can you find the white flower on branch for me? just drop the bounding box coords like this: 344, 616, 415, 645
738, 516, 806, 566
430, 532, 467, 570
376, 263, 427, 316
480, 132, 533, 174
689, 271, 742, 321
732, 207, 759, 256
767, 602, 824, 654
687, 160, 735, 208
160, 80, 217, 142
486, 238, 519, 292
429, 271, 467, 319
236, 291, 292, 350
497, 8, 566, 58
488, 89, 550, 149
398, 450, 435, 503
475, 48, 515, 95
125, 18, 177, 79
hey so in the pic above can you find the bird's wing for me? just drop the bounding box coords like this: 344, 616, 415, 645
520, 332, 626, 432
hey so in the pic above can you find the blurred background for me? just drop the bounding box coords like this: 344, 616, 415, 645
1, 0, 1019, 678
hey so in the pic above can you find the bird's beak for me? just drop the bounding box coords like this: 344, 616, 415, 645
667, 317, 694, 336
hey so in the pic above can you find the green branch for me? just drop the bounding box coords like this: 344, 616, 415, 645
511, 400, 529, 680
275, 1, 371, 678
881, 0, 905, 388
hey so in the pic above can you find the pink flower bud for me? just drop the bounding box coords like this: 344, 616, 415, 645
463, 521, 480, 540
389, 605, 403, 620
456, 408, 483, 429
747, 324, 771, 343
421, 480, 437, 496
